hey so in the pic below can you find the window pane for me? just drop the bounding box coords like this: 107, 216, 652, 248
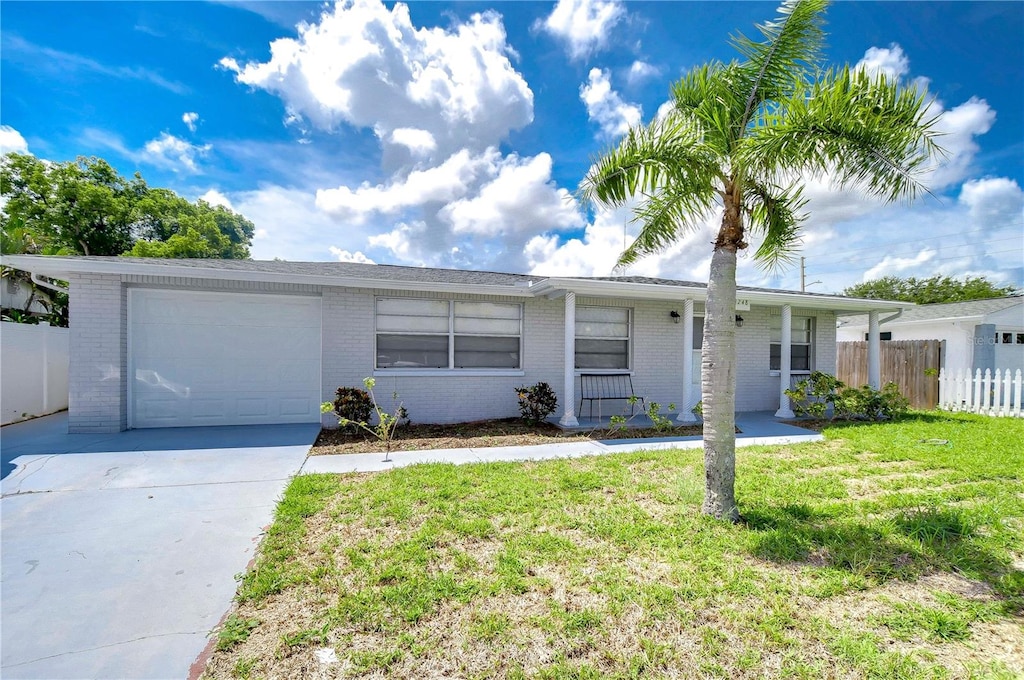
377, 314, 450, 332
376, 298, 449, 333
454, 301, 521, 320
770, 315, 811, 343
377, 334, 448, 368
454, 316, 521, 335
577, 307, 629, 324
693, 317, 704, 350
792, 345, 811, 371
377, 298, 449, 316
770, 343, 811, 371
575, 339, 628, 369
577, 320, 629, 338
454, 336, 520, 368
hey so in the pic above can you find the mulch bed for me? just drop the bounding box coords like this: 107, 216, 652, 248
311, 417, 710, 455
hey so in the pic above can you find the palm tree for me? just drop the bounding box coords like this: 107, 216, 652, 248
579, 0, 942, 521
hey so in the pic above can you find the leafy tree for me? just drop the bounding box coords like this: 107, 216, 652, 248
1, 153, 139, 256
843, 275, 1016, 304
0, 152, 254, 259
579, 0, 942, 521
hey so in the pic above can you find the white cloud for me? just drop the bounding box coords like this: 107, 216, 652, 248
855, 44, 910, 80
926, 97, 996, 189
580, 68, 642, 138
315, 148, 500, 222
221, 0, 533, 165
626, 60, 659, 85
536, 0, 625, 60
367, 222, 423, 263
224, 185, 375, 261
198, 189, 234, 210
182, 112, 199, 132
0, 125, 28, 154
389, 128, 436, 156
862, 248, 937, 281
440, 152, 583, 236
328, 247, 376, 263
3, 34, 190, 95
143, 132, 211, 172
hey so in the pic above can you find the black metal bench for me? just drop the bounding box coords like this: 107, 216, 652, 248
578, 373, 646, 419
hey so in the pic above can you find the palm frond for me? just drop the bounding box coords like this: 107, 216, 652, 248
670, 61, 746, 154
617, 184, 720, 268
579, 112, 719, 210
731, 0, 828, 130
745, 180, 807, 272
742, 67, 944, 203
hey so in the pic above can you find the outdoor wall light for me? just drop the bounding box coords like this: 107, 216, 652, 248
735, 315, 744, 328
670, 310, 681, 324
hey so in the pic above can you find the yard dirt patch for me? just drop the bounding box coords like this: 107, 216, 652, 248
311, 417, 711, 454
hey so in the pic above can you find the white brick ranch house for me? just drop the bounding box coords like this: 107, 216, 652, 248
1, 256, 906, 433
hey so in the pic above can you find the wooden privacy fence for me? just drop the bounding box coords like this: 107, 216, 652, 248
938, 368, 1023, 417
837, 340, 941, 409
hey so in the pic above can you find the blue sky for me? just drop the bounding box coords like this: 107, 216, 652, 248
2, 0, 1022, 293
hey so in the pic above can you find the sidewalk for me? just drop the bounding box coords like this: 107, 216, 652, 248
301, 411, 822, 475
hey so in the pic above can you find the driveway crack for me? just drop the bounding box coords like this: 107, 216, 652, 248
2, 631, 209, 669
5, 454, 58, 495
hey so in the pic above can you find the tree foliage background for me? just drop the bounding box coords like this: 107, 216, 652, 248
843, 275, 1017, 304
1, 152, 256, 325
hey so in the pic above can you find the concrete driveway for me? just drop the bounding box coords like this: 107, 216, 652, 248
1, 412, 318, 679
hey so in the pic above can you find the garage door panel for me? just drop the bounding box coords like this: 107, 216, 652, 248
131, 290, 322, 428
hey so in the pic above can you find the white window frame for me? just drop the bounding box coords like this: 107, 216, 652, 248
574, 306, 632, 373
374, 298, 524, 376
770, 315, 814, 374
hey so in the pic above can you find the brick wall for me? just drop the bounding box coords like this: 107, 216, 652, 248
67, 273, 841, 430
68, 274, 126, 432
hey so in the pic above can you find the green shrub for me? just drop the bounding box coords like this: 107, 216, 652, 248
835, 382, 909, 420
322, 378, 409, 460
785, 372, 909, 421
331, 386, 373, 427
515, 382, 558, 424
785, 371, 845, 419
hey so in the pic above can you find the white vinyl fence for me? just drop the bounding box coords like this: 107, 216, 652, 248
938, 368, 1023, 418
1, 321, 70, 425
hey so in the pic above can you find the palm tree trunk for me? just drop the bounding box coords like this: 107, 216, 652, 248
701, 201, 741, 522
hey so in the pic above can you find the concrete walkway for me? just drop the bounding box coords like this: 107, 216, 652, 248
302, 411, 822, 474
1, 412, 319, 680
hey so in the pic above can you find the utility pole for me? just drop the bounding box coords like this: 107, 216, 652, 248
801, 257, 821, 292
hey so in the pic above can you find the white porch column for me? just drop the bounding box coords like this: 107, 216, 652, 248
867, 310, 881, 389
559, 291, 579, 427
775, 304, 795, 418
677, 299, 697, 422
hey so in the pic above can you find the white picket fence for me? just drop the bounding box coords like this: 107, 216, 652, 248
938, 368, 1023, 417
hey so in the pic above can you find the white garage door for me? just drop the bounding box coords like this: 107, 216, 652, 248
129, 289, 322, 428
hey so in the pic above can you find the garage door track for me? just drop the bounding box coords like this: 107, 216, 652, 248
1, 412, 318, 679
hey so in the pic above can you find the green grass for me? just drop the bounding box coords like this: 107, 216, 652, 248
203, 412, 1024, 679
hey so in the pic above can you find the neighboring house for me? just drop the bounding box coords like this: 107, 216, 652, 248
1, 256, 906, 433
837, 297, 1024, 378
1, 277, 50, 315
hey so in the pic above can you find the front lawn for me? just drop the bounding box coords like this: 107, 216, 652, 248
203, 413, 1024, 679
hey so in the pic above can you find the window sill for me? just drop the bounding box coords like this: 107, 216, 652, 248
574, 369, 634, 376
373, 369, 525, 378
769, 370, 812, 377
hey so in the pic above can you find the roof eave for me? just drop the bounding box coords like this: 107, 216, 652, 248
532, 277, 909, 312
0, 255, 536, 298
